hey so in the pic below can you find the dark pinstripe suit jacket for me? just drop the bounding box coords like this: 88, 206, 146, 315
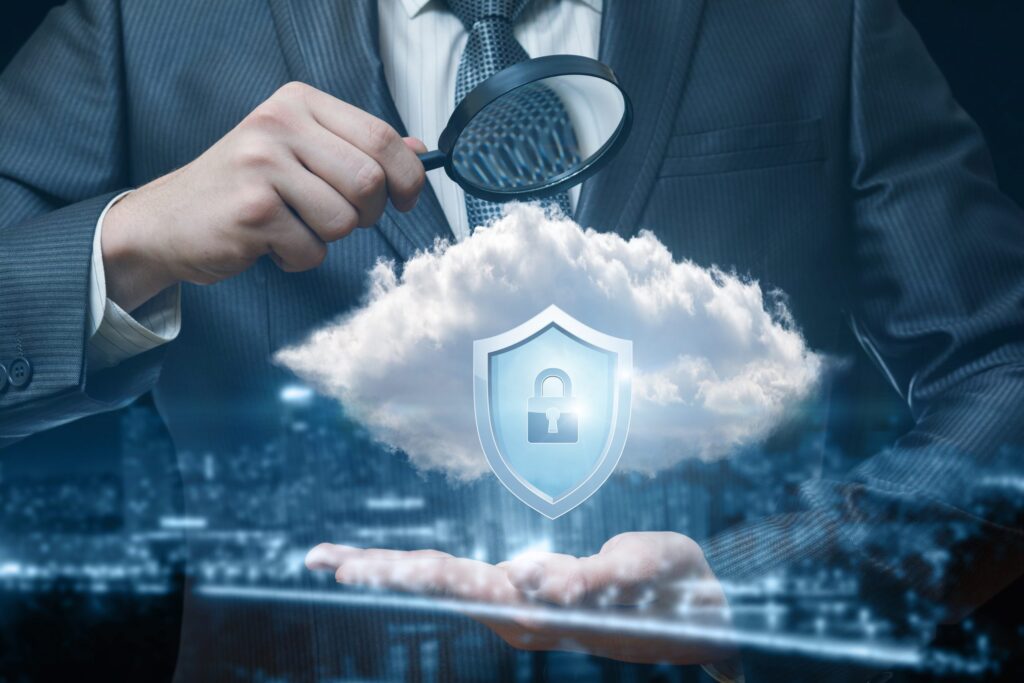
2, 1, 1024, 680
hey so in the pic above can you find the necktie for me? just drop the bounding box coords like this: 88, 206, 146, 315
446, 0, 578, 233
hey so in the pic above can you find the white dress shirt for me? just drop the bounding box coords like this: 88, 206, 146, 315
85, 0, 602, 370
86, 193, 181, 372
378, 0, 602, 240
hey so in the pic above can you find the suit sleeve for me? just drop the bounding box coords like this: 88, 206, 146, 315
0, 0, 164, 444
704, 0, 1024, 620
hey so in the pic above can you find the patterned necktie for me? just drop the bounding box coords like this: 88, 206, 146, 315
446, 0, 579, 233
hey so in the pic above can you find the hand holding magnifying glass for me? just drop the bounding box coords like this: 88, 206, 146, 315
418, 55, 632, 203
96, 56, 629, 314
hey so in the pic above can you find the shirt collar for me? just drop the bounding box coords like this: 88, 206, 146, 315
398, 0, 432, 18
399, 0, 602, 20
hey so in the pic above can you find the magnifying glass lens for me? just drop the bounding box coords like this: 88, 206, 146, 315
450, 74, 627, 198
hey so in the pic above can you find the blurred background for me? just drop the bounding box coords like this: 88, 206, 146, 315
1, 1, 1022, 682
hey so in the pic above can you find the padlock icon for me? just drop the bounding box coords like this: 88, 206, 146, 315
527, 368, 579, 444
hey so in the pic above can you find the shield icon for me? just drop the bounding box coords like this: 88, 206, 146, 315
473, 305, 632, 519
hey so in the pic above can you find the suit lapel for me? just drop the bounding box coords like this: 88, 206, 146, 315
266, 0, 453, 259
266, 0, 707, 249
576, 0, 708, 239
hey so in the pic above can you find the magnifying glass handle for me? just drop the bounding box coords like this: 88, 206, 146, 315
418, 150, 446, 172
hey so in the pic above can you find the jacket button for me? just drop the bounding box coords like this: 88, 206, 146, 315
8, 357, 32, 388
0, 363, 8, 393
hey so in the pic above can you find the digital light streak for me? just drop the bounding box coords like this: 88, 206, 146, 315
197, 585, 929, 668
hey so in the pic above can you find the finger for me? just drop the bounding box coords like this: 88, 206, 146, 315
403, 136, 428, 154
344, 548, 454, 563
590, 532, 712, 606
505, 552, 588, 606
337, 557, 519, 603
336, 557, 429, 593
285, 125, 389, 228
240, 183, 327, 273
263, 207, 327, 273
576, 552, 660, 606
506, 536, 687, 607
272, 154, 361, 241
305, 543, 362, 571
303, 88, 425, 211
335, 557, 453, 597
305, 544, 451, 571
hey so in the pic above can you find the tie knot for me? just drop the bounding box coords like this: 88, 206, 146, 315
445, 0, 531, 30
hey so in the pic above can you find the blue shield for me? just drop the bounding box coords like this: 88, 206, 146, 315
473, 306, 632, 518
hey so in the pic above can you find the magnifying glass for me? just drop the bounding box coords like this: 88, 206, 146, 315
418, 55, 632, 203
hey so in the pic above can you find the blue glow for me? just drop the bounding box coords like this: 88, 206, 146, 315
278, 384, 314, 405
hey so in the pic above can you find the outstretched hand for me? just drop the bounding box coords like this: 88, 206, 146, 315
305, 532, 737, 667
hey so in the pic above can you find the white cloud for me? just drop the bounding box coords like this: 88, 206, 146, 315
275, 204, 823, 480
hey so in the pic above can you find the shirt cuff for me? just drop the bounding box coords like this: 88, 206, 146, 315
86, 191, 181, 372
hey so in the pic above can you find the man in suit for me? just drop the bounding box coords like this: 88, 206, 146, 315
2, 0, 1023, 681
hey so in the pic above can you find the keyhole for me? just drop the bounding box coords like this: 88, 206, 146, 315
545, 407, 561, 434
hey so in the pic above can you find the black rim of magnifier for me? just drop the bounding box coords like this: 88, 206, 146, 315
428, 54, 632, 203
